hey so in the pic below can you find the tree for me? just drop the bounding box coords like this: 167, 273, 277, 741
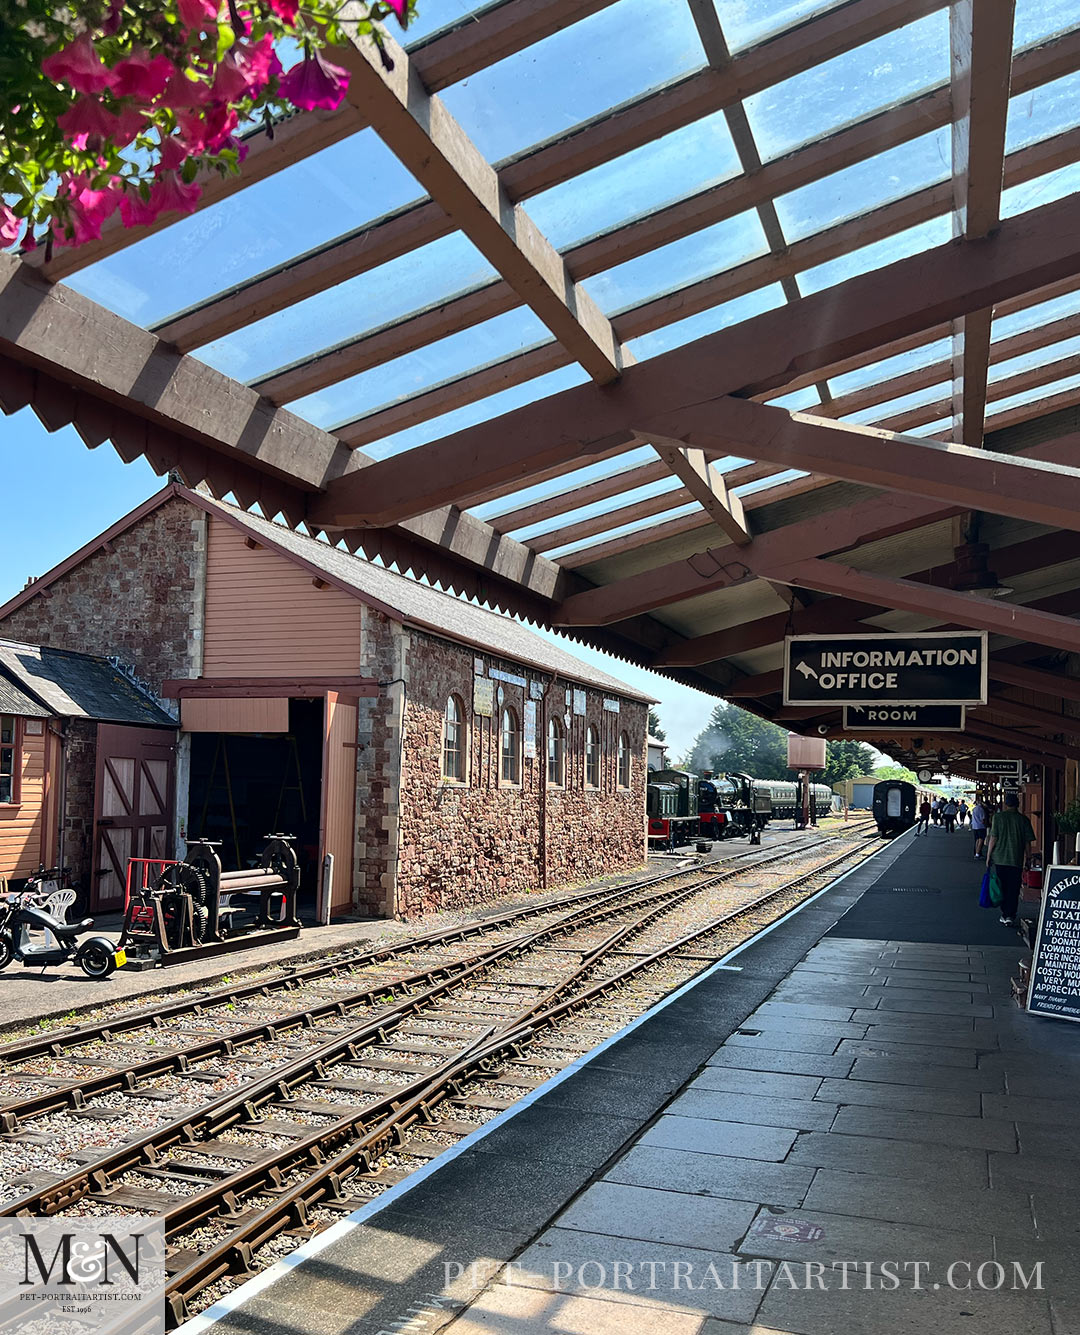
822, 740, 878, 786
647, 709, 666, 741
873, 763, 918, 783
684, 703, 790, 779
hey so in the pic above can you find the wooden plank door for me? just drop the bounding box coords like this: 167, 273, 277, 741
320, 692, 357, 922
93, 724, 177, 911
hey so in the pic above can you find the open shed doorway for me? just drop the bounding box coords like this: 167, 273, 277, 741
187, 697, 323, 913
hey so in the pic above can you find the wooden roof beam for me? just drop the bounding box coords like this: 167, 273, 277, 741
334, 20, 624, 385
989, 661, 1080, 702
949, 0, 1016, 448
310, 190, 1080, 528
651, 441, 751, 546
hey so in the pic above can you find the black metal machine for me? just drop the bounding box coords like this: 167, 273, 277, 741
185, 833, 302, 939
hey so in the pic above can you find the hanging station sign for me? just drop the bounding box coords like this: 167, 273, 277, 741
843, 705, 966, 731
1027, 865, 1080, 1023
783, 632, 988, 707
975, 758, 1023, 777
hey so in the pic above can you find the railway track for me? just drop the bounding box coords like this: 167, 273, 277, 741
0, 827, 879, 1326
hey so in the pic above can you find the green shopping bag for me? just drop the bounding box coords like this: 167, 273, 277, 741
988, 866, 1004, 907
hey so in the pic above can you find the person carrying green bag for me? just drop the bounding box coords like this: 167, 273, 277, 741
985, 793, 1036, 928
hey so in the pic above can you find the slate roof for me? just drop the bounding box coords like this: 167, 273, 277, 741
198, 494, 655, 703
0, 675, 50, 718
0, 641, 175, 728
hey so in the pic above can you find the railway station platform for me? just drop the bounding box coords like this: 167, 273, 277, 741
193, 825, 1080, 1335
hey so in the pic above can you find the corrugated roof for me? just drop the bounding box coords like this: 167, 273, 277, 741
0, 641, 175, 727
199, 494, 654, 703
0, 675, 50, 718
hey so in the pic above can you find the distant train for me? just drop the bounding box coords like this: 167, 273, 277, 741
647, 769, 835, 849
872, 779, 917, 836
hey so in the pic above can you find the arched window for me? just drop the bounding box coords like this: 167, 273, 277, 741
443, 694, 466, 782
501, 708, 521, 785
547, 716, 564, 786
586, 724, 600, 788
617, 731, 631, 788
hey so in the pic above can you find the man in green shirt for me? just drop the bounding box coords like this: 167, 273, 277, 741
986, 793, 1036, 927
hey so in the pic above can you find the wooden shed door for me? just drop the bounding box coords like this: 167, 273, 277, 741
320, 692, 356, 921
92, 724, 177, 911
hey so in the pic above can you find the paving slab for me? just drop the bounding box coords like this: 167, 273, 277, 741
982, 1092, 1080, 1127
444, 1284, 707, 1335
511, 1228, 764, 1323
833, 1037, 979, 1067
787, 1130, 989, 1189
604, 1145, 815, 1207
1015, 1123, 1080, 1161
638, 1116, 798, 1163
747, 1001, 859, 1025
845, 1055, 1002, 1090
724, 1029, 846, 1055
687, 1067, 823, 1100
802, 1168, 1037, 1237
814, 1075, 980, 1116
829, 1105, 1018, 1151
739, 1205, 995, 1264
666, 1089, 839, 1131
556, 1180, 757, 1251
705, 1047, 855, 1079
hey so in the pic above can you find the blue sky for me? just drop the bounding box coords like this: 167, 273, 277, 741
1, 411, 720, 758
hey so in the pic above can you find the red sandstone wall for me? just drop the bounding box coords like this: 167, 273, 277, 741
393, 630, 647, 919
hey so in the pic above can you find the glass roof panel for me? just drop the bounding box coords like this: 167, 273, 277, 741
987, 369, 1080, 420
193, 233, 496, 384
65, 129, 423, 327
844, 380, 948, 426
469, 446, 658, 523
735, 468, 808, 496
584, 210, 769, 315
743, 11, 950, 162
911, 416, 951, 438
798, 214, 951, 296
1013, 0, 1078, 50
722, 0, 847, 53
1001, 162, 1080, 220
627, 284, 787, 360
774, 128, 950, 243
511, 477, 685, 543
767, 387, 820, 411
402, 0, 496, 47
438, 0, 704, 162
1005, 70, 1080, 153
285, 307, 551, 436
528, 111, 741, 252
988, 332, 1080, 384
547, 501, 702, 560
990, 286, 1080, 341
828, 337, 951, 395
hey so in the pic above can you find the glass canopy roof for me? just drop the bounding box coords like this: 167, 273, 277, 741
50, 0, 1080, 578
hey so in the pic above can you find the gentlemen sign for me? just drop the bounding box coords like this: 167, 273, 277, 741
843, 705, 966, 731
1027, 865, 1080, 1023
783, 632, 987, 706
975, 758, 1023, 777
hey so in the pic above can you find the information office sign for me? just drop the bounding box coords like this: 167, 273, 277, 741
1027, 866, 1080, 1023
843, 705, 966, 731
783, 632, 987, 707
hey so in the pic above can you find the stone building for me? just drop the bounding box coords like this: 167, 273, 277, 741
0, 484, 651, 919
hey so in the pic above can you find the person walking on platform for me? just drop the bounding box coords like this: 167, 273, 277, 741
985, 793, 1035, 928
957, 800, 969, 827
942, 797, 958, 833
971, 795, 989, 859
931, 798, 941, 825
915, 797, 932, 836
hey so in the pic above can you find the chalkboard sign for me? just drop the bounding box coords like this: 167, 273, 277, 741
1027, 865, 1080, 1023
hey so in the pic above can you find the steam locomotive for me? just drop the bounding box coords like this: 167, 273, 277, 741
647, 768, 835, 849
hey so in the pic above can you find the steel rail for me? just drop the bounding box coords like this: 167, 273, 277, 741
161, 834, 877, 1323
0, 831, 819, 1069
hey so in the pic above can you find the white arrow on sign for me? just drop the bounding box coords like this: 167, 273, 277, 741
796, 661, 818, 680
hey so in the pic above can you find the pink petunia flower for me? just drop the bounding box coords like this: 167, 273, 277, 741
385, 0, 409, 23
41, 33, 113, 95
279, 49, 350, 111
268, 0, 299, 19
178, 0, 219, 30
161, 70, 215, 110
110, 50, 175, 101
55, 174, 120, 246
118, 187, 161, 228
57, 95, 121, 145
0, 205, 21, 248
212, 32, 281, 100
150, 170, 202, 218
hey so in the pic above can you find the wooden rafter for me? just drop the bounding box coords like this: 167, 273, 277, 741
949, 0, 1016, 447
334, 20, 623, 385
650, 441, 751, 546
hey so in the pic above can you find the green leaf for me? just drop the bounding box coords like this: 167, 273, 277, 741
216, 21, 236, 61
